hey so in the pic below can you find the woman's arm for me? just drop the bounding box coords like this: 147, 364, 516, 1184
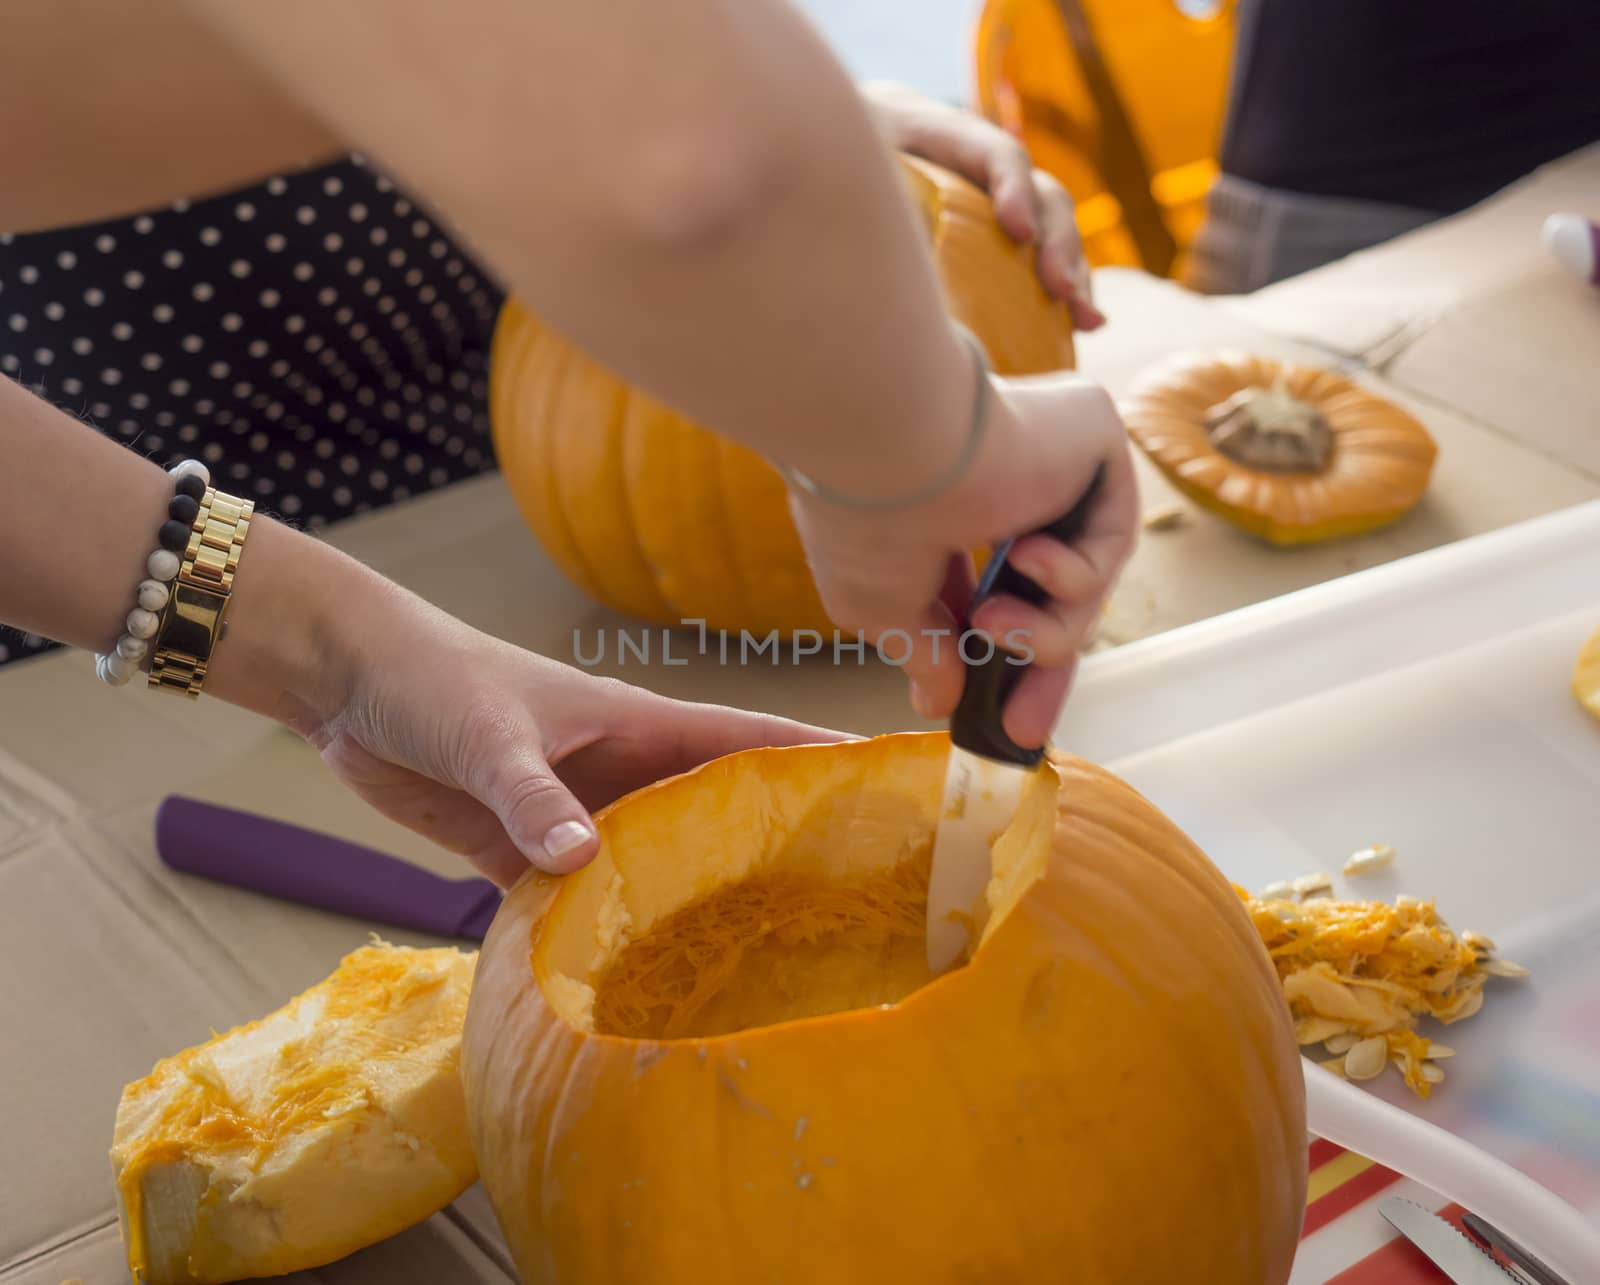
176, 0, 1139, 733
0, 374, 335, 732
175, 0, 979, 503
1, 376, 842, 880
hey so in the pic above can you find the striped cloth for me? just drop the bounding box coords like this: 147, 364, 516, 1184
1294, 1136, 1595, 1282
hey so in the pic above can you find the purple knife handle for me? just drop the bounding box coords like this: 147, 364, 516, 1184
154, 795, 502, 941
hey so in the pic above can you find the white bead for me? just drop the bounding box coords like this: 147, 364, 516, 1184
168, 458, 211, 487
137, 578, 170, 611
106, 650, 141, 682
147, 547, 181, 581
126, 607, 160, 640
96, 653, 133, 687
116, 634, 148, 660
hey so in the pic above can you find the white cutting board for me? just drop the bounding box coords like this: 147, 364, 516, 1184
1062, 499, 1600, 1218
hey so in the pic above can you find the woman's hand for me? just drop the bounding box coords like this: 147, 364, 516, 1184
302, 590, 847, 887
861, 81, 1105, 330
787, 369, 1138, 749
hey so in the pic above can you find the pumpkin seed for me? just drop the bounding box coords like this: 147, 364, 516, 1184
1480, 957, 1530, 978
1421, 1063, 1446, 1084
1425, 1044, 1456, 1059
1295, 1016, 1350, 1044
1342, 843, 1395, 876
1260, 880, 1295, 901
1292, 872, 1334, 901
1441, 987, 1485, 1022
1343, 1035, 1388, 1081
1142, 504, 1187, 532
1324, 1032, 1360, 1055
1462, 931, 1496, 954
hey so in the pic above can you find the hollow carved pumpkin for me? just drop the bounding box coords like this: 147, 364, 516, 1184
1121, 351, 1439, 544
489, 158, 1076, 638
461, 733, 1307, 1284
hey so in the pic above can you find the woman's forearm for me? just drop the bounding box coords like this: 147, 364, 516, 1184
0, 376, 365, 731
178, 0, 977, 499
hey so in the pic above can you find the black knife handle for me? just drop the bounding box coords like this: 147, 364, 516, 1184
950, 462, 1107, 765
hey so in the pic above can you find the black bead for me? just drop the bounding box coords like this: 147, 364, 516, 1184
168, 493, 200, 526
158, 519, 192, 553
174, 473, 207, 502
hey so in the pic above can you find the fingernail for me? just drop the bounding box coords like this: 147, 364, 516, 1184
910, 681, 935, 720
540, 820, 595, 870
1071, 301, 1106, 331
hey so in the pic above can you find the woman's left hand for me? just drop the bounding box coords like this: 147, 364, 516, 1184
861, 81, 1105, 330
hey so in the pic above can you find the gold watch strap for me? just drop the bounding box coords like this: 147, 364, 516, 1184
149, 487, 255, 697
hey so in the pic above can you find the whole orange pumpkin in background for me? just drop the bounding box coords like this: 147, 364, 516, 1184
461, 733, 1308, 1284
488, 157, 1077, 638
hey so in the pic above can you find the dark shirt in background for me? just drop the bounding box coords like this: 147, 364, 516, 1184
1221, 1, 1600, 214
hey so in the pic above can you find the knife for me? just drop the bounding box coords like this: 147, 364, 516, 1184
1464, 1213, 1572, 1285
1380, 1198, 1533, 1284
925, 462, 1106, 973
154, 795, 503, 940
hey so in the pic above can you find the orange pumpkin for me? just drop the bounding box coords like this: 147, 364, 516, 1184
1121, 351, 1439, 544
460, 733, 1307, 1284
488, 157, 1076, 638
974, 0, 1237, 275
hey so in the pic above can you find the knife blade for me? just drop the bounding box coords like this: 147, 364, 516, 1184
1463, 1213, 1572, 1285
1380, 1198, 1531, 1284
925, 462, 1106, 973
154, 795, 503, 940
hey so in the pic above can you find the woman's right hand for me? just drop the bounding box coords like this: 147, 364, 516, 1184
787, 370, 1138, 749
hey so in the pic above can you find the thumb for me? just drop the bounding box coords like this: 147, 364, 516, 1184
471, 731, 600, 876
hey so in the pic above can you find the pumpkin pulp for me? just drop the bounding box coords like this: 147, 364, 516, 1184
534, 736, 1058, 1041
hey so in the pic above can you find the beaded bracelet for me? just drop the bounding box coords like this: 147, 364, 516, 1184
95, 459, 211, 687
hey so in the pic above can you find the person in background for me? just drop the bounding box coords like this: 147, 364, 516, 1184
1185, 0, 1600, 294
1, 0, 1137, 883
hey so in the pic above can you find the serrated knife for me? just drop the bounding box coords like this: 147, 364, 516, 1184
925, 462, 1105, 973
1380, 1198, 1538, 1284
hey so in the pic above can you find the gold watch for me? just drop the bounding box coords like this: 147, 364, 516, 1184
149, 487, 255, 697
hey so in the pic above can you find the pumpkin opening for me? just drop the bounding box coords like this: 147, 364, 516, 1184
531, 736, 1059, 1041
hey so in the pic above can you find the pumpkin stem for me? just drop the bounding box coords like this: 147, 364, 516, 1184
1203, 386, 1332, 472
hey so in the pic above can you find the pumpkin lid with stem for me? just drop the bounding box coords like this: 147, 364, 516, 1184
1121, 350, 1439, 545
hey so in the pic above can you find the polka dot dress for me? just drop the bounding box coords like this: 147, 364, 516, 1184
0, 154, 505, 666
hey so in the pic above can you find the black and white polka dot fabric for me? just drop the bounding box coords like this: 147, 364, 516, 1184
0, 154, 505, 666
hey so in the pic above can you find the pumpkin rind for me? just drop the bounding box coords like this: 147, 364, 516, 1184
1121, 350, 1439, 544
461, 733, 1306, 1284
489, 158, 1076, 636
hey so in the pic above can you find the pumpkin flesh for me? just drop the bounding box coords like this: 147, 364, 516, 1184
462, 734, 1306, 1284
110, 944, 478, 1285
